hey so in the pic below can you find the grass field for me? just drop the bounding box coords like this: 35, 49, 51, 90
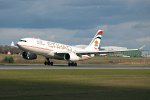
0, 69, 150, 100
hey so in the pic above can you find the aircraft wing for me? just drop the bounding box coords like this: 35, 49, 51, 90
74, 49, 138, 55
76, 45, 146, 54
53, 45, 145, 55
75, 45, 145, 55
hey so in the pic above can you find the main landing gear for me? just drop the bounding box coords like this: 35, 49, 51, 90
44, 58, 53, 66
68, 62, 77, 66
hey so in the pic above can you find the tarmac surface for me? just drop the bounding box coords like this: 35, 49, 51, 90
0, 64, 150, 69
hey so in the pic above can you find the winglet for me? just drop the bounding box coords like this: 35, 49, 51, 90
138, 45, 146, 50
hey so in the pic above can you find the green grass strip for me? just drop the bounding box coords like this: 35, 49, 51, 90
0, 69, 150, 100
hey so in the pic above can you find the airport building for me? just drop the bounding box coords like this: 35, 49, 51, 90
142, 50, 150, 57
116, 51, 141, 57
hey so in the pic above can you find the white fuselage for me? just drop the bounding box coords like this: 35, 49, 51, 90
17, 38, 94, 61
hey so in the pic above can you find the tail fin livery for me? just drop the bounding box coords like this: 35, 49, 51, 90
86, 30, 103, 50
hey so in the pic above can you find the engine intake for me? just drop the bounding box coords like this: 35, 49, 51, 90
22, 52, 37, 60
64, 53, 80, 61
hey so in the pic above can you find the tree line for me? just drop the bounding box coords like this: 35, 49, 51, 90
0, 45, 22, 54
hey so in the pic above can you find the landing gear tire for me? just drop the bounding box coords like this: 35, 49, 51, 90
44, 61, 47, 65
48, 61, 50, 65
74, 63, 77, 66
50, 62, 53, 66
44, 61, 53, 66
68, 62, 77, 66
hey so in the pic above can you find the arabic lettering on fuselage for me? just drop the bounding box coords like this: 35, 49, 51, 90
47, 42, 72, 51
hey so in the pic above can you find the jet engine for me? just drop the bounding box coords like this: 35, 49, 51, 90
22, 52, 37, 60
64, 53, 80, 61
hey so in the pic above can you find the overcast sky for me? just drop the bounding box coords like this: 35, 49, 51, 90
0, 0, 150, 50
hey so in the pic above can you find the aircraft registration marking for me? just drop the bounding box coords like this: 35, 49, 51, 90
47, 42, 72, 51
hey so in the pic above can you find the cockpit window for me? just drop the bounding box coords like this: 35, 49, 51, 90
19, 40, 27, 42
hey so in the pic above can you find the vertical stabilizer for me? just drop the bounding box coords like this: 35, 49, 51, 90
86, 30, 103, 50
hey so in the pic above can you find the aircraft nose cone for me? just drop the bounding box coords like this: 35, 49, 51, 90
17, 41, 22, 48
17, 42, 20, 47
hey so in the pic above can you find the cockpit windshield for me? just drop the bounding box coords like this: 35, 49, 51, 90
19, 40, 27, 42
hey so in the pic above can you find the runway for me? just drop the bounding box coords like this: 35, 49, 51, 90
0, 64, 150, 69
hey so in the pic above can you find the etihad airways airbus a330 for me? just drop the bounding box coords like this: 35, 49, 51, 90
16, 30, 142, 66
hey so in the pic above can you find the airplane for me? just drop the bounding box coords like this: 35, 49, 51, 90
16, 30, 143, 66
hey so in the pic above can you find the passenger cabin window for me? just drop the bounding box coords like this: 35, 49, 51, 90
19, 40, 27, 42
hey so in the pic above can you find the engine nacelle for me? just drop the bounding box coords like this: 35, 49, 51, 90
22, 52, 37, 60
64, 53, 80, 61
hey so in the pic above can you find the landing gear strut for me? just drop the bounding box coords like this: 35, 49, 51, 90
44, 58, 53, 66
68, 62, 77, 66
